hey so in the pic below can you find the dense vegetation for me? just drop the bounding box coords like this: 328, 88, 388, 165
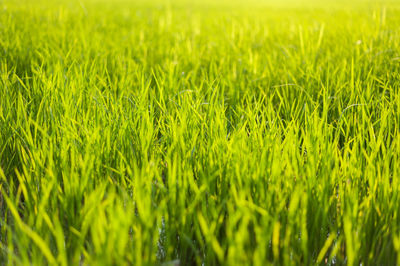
1, 0, 400, 264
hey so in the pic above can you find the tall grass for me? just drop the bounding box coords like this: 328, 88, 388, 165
1, 0, 400, 264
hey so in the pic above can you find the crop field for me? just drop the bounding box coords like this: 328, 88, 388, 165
1, 0, 400, 265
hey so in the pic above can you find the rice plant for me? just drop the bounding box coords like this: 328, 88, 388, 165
1, 0, 399, 264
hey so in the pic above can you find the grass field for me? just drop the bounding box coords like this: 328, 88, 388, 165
1, 0, 400, 264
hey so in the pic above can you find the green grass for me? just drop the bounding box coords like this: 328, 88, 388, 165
1, 0, 400, 264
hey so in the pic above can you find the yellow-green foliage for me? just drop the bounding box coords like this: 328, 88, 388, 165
1, 0, 400, 265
